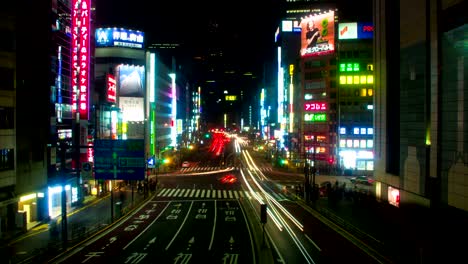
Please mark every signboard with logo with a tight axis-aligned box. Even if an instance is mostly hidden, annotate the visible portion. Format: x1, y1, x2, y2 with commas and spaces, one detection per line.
338, 22, 373, 40
94, 139, 145, 180
95, 28, 145, 49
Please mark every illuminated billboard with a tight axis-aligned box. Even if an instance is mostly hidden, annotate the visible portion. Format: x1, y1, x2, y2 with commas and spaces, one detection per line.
107, 73, 116, 103
300, 10, 335, 57
119, 97, 144, 122
304, 113, 327, 122
225, 95, 237, 101
117, 65, 145, 97
304, 102, 327, 111
71, 0, 90, 120
338, 22, 373, 40
338, 23, 358, 39
95, 28, 144, 49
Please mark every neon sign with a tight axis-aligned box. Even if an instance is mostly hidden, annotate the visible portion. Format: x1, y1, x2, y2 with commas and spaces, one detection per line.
107, 74, 116, 103
71, 0, 90, 120
304, 113, 327, 122
304, 102, 327, 111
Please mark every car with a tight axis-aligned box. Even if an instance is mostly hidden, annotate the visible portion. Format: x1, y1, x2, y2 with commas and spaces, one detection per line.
181, 161, 190, 168
220, 174, 237, 184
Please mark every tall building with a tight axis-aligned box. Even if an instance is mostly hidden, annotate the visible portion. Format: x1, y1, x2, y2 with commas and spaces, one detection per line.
0, 2, 17, 234
337, 22, 374, 175
1, 0, 96, 233
374, 0, 467, 213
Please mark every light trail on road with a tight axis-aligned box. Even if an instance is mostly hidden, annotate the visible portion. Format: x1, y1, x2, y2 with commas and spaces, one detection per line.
239, 148, 317, 264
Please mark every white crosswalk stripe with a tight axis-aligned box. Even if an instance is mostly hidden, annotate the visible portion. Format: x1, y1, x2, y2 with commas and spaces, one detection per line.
156, 188, 288, 201
179, 166, 226, 173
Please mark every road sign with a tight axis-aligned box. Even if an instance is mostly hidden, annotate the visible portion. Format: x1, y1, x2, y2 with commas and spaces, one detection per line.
147, 156, 156, 168
94, 139, 145, 180
81, 162, 92, 180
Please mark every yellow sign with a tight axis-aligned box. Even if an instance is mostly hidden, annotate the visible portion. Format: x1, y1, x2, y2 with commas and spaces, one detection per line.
225, 95, 237, 101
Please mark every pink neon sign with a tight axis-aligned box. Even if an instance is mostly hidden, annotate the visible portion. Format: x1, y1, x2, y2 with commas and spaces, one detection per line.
71, 0, 90, 120
304, 102, 327, 111
107, 74, 116, 103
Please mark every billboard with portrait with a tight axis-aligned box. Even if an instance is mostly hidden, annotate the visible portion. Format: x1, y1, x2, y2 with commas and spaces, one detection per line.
117, 65, 145, 97
300, 10, 335, 57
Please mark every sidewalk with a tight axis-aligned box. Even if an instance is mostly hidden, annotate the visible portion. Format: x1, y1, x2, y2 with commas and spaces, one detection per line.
0, 187, 150, 264
302, 188, 468, 264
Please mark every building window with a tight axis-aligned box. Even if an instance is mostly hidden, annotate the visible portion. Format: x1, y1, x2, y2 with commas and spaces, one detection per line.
0, 148, 14, 171
339, 127, 346, 134
339, 139, 346, 147
360, 140, 367, 148
0, 107, 14, 129
0, 67, 14, 91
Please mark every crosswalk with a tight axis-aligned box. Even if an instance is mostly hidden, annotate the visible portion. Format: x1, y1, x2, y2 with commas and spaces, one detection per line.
179, 166, 273, 173
155, 188, 289, 201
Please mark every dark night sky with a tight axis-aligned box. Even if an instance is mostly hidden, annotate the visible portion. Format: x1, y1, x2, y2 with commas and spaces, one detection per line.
95, 1, 282, 126
95, 0, 281, 65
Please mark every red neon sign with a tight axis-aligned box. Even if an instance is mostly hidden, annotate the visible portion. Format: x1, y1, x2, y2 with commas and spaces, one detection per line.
107, 74, 116, 103
71, 0, 90, 120
304, 102, 327, 111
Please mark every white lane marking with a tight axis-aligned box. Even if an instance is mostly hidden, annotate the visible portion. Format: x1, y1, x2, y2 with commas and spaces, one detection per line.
165, 201, 194, 250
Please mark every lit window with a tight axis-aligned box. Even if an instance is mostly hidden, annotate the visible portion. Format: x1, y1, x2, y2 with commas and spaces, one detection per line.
367, 64, 374, 71
367, 139, 373, 148
367, 128, 374, 135
353, 63, 360, 71
346, 139, 353, 147
340, 76, 346, 84
353, 127, 360, 134
357, 160, 366, 170
366, 161, 374, 170
360, 128, 367, 134
340, 139, 346, 147
368, 89, 373, 96
340, 64, 346, 72
347, 76, 353, 84
339, 127, 346, 134
361, 88, 367, 96
360, 75, 367, 84
354, 75, 360, 84
367, 75, 374, 84
367, 104, 374, 110
346, 63, 353, 71
360, 140, 366, 148
353, 140, 360, 148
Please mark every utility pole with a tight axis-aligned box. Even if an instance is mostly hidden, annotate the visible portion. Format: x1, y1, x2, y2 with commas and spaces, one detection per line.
59, 142, 68, 249
312, 135, 317, 203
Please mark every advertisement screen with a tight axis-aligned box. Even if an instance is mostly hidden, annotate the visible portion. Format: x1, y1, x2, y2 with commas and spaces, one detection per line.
300, 10, 335, 57
95, 28, 144, 49
119, 97, 144, 122
338, 22, 358, 39
117, 65, 145, 97
358, 22, 374, 39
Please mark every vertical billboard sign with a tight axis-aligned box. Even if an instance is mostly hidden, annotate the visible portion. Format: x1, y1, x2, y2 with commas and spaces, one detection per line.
300, 10, 335, 57
107, 73, 117, 103
71, 0, 90, 120
118, 65, 145, 97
